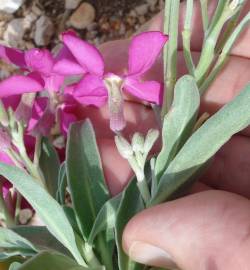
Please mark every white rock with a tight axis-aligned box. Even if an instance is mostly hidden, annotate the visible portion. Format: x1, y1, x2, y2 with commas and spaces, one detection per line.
3, 18, 25, 47
0, 0, 23, 14
34, 15, 54, 46
69, 2, 95, 29
23, 12, 37, 29
65, 0, 81, 10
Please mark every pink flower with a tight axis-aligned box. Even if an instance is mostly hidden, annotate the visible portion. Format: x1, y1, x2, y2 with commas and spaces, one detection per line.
55, 31, 168, 131
0, 46, 66, 97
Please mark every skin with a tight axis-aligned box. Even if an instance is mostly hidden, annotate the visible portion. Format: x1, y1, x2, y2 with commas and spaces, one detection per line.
83, 0, 250, 269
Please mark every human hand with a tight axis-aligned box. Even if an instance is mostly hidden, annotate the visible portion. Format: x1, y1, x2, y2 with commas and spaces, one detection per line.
87, 0, 250, 269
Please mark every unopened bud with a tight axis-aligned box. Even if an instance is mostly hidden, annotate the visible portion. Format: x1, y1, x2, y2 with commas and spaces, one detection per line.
132, 132, 145, 153
115, 135, 133, 159
144, 129, 159, 154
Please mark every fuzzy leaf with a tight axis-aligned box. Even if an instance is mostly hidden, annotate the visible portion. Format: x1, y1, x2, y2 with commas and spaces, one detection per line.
155, 75, 200, 182
12, 226, 69, 255
151, 82, 250, 205
0, 227, 37, 261
115, 179, 144, 270
88, 194, 122, 245
0, 163, 85, 266
66, 119, 110, 240
18, 251, 88, 270
56, 162, 67, 205
39, 137, 60, 198
9, 262, 22, 270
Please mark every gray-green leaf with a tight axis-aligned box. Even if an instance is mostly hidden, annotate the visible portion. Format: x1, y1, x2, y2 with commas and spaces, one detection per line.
88, 194, 122, 245
151, 82, 250, 205
66, 119, 110, 240
0, 227, 37, 261
155, 75, 200, 181
18, 251, 88, 270
39, 137, 60, 198
0, 163, 85, 266
115, 179, 144, 270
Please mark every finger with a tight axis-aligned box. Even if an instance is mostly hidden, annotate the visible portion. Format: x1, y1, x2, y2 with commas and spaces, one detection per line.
123, 190, 250, 270
202, 135, 250, 198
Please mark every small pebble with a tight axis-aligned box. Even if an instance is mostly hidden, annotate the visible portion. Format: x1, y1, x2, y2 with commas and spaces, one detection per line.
34, 15, 54, 46
3, 18, 25, 47
69, 2, 96, 29
0, 0, 24, 14
65, 0, 81, 10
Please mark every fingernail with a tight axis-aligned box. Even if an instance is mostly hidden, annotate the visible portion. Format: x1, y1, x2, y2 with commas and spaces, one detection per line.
129, 241, 179, 269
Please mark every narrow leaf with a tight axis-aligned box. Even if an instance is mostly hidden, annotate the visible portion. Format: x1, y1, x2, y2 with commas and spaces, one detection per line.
18, 251, 88, 270
0, 163, 85, 266
115, 179, 144, 270
88, 194, 122, 245
151, 82, 250, 205
9, 262, 22, 270
12, 226, 69, 255
0, 227, 37, 261
155, 75, 200, 180
56, 162, 67, 205
66, 119, 110, 239
39, 137, 60, 198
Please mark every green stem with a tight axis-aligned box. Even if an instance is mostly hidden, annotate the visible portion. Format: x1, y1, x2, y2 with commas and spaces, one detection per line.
137, 179, 151, 206
96, 234, 113, 270
200, 0, 209, 32
0, 189, 15, 227
161, 0, 180, 118
195, 1, 246, 86
82, 243, 101, 268
14, 191, 22, 224
182, 0, 195, 75
200, 11, 250, 94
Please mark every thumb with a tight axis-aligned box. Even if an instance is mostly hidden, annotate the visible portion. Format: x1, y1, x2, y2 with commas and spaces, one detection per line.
122, 190, 250, 270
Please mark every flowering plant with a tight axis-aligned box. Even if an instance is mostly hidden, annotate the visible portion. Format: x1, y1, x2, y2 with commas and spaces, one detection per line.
0, 0, 249, 270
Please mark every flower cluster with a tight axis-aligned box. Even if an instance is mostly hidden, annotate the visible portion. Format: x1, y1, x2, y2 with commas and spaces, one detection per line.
0, 30, 167, 223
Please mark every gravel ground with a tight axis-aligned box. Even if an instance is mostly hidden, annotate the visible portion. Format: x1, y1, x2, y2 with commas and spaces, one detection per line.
0, 0, 163, 79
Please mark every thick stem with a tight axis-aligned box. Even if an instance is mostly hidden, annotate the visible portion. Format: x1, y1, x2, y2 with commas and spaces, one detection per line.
182, 0, 195, 75
137, 179, 151, 205
161, 0, 180, 118
200, 0, 209, 32
0, 190, 15, 227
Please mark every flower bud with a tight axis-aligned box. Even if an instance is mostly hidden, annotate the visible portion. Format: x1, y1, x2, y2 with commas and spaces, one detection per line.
144, 129, 159, 155
132, 132, 145, 153
115, 135, 133, 159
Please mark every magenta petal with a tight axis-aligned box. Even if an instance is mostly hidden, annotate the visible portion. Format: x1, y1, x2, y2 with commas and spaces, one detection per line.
62, 31, 105, 76
59, 106, 77, 136
73, 74, 107, 107
124, 78, 162, 105
128, 31, 168, 76
53, 45, 86, 75
25, 48, 54, 75
28, 97, 55, 136
0, 45, 26, 67
52, 58, 86, 75
0, 75, 44, 98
